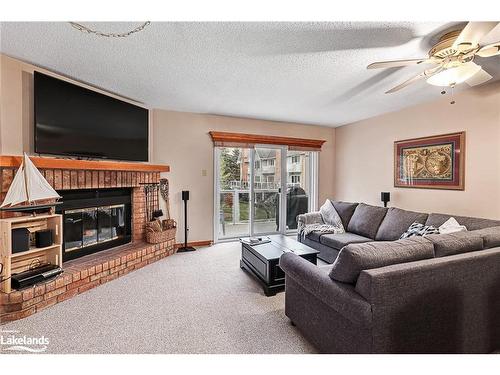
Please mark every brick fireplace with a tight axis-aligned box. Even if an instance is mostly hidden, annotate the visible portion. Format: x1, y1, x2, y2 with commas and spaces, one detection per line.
0, 156, 173, 322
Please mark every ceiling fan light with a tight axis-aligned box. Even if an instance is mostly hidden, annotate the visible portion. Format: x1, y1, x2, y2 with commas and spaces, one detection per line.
426, 62, 482, 87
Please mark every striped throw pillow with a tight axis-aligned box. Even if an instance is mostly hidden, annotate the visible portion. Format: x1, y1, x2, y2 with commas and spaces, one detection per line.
400, 222, 439, 239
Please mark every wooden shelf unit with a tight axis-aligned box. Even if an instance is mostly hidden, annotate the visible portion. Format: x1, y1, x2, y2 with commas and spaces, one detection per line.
0, 214, 62, 293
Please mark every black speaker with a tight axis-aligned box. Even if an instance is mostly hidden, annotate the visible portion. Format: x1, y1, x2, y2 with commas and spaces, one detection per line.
381, 192, 391, 208
12, 228, 30, 253
35, 229, 53, 248
178, 190, 195, 252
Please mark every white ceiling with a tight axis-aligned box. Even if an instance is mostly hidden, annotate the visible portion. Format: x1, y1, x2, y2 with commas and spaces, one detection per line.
1, 22, 499, 127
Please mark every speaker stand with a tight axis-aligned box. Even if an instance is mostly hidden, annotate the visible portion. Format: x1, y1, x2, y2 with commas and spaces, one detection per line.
177, 194, 196, 253
177, 246, 196, 253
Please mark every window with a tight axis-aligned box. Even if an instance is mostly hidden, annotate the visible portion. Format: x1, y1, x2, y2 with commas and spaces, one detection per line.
254, 160, 260, 169
262, 158, 275, 167
291, 155, 300, 164
291, 174, 301, 184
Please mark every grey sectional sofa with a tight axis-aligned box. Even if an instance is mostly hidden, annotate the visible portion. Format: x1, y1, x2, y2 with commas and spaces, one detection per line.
297, 201, 500, 263
281, 201, 500, 353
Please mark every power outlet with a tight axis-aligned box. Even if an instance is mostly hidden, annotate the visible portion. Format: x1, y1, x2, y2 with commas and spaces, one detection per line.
201, 169, 207, 177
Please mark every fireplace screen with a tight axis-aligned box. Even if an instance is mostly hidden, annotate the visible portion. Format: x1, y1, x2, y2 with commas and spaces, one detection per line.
64, 204, 126, 252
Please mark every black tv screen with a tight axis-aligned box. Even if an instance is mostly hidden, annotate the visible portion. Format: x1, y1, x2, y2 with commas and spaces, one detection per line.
34, 72, 149, 161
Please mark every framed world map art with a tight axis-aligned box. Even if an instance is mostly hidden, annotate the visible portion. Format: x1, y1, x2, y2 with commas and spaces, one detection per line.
394, 132, 465, 190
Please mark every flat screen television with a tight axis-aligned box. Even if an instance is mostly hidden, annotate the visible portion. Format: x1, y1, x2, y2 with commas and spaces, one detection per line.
34, 71, 149, 161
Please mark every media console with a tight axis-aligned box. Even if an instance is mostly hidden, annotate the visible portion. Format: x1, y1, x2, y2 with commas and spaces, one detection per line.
0, 214, 63, 293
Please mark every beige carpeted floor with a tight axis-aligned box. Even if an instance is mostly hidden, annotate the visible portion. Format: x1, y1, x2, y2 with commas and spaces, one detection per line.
2, 242, 316, 354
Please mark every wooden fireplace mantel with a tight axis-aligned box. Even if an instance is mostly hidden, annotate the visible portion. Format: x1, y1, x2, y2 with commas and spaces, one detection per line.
0, 155, 170, 173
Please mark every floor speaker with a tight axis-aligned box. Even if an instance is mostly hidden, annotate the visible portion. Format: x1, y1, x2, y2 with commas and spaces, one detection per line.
178, 190, 196, 252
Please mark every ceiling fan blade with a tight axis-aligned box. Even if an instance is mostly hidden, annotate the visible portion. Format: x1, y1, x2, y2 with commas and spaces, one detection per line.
367, 58, 434, 69
385, 75, 424, 94
452, 22, 499, 52
385, 67, 442, 94
465, 67, 493, 86
477, 42, 500, 57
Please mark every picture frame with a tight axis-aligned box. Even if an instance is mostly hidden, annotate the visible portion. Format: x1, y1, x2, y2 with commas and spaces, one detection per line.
394, 132, 465, 190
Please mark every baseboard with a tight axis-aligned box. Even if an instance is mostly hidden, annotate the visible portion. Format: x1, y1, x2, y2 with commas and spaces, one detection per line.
174, 240, 213, 249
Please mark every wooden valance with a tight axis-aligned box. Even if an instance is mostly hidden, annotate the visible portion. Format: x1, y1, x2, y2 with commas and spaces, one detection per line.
208, 131, 326, 151
0, 155, 170, 173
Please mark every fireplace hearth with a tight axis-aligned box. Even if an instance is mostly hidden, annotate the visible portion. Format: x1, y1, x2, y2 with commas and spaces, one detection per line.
56, 188, 132, 261
0, 156, 175, 322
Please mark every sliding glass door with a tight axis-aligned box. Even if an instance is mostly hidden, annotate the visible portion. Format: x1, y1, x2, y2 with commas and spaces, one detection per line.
216, 147, 251, 239
215, 146, 318, 241
285, 151, 311, 231
253, 147, 281, 235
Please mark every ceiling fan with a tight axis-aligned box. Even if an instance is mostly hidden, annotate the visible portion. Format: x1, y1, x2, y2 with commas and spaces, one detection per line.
367, 22, 500, 94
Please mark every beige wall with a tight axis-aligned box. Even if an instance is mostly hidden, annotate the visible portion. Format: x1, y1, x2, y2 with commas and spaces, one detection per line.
0, 54, 26, 155
152, 110, 335, 242
335, 81, 500, 220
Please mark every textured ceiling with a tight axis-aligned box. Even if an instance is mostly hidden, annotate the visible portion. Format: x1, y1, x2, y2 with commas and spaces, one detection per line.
1, 22, 499, 127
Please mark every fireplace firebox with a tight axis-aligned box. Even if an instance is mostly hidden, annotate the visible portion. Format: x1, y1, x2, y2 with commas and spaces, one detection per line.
56, 188, 132, 261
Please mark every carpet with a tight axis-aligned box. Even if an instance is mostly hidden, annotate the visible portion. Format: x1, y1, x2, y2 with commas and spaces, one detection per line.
2, 242, 316, 354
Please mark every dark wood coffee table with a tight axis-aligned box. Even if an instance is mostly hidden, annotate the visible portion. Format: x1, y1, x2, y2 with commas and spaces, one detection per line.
240, 234, 319, 296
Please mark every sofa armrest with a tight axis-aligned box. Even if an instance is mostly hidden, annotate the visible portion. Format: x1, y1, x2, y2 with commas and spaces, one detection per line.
297, 211, 323, 226
297, 211, 324, 238
280, 252, 372, 326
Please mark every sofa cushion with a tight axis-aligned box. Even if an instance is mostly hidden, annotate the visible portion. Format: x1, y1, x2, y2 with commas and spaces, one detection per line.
425, 213, 500, 231
319, 232, 372, 250
375, 207, 428, 241
425, 231, 484, 257
329, 237, 434, 284
347, 203, 388, 239
301, 236, 341, 264
473, 226, 500, 249
305, 231, 323, 242
330, 200, 359, 229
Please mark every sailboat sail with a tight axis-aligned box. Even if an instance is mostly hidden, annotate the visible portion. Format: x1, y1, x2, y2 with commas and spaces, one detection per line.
23, 154, 60, 202
0, 163, 28, 207
0, 154, 61, 208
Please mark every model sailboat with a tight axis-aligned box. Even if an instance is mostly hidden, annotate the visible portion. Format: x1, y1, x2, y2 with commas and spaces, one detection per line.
0, 153, 62, 213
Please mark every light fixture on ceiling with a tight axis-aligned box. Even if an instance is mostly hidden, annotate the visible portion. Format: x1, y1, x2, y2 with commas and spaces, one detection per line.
366, 22, 499, 93
426, 61, 482, 86
69, 22, 151, 38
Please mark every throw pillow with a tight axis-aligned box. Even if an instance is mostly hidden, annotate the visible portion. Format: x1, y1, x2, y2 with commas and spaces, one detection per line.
400, 222, 439, 239
438, 217, 467, 234
319, 199, 344, 231
301, 200, 345, 238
